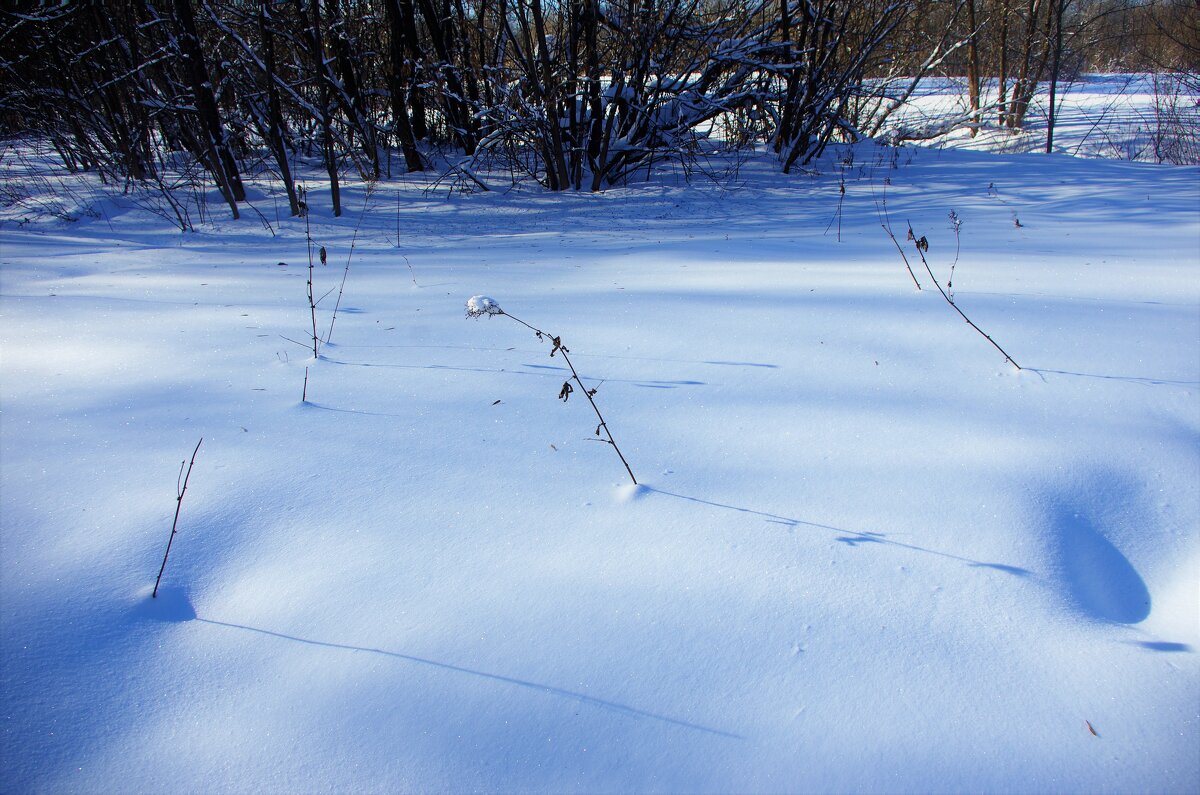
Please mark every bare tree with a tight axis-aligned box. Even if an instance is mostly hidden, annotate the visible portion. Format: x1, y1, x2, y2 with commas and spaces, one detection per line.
170, 0, 246, 214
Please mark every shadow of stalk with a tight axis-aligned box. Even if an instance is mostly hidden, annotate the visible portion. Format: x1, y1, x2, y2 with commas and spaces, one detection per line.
1027, 367, 1200, 388
645, 487, 1032, 575
196, 617, 742, 739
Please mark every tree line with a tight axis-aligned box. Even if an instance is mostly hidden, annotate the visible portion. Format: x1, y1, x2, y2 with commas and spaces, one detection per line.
1, 0, 1193, 220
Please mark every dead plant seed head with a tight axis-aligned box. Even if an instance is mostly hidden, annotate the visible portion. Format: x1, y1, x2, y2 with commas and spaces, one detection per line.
948, 210, 963, 234
466, 295, 504, 318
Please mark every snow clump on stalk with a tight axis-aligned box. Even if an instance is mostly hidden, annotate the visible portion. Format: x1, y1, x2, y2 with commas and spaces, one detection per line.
466, 295, 503, 318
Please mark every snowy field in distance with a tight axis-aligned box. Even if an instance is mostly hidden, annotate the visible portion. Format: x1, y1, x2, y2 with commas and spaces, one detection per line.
881, 73, 1200, 164
1, 78, 1198, 793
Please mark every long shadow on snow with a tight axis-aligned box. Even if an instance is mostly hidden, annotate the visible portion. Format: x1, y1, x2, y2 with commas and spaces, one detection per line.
521, 362, 705, 387
687, 469, 1171, 630
301, 401, 409, 419
645, 487, 1031, 575
1131, 641, 1192, 652
1027, 367, 1200, 389
322, 355, 708, 388
319, 343, 778, 370
194, 617, 743, 740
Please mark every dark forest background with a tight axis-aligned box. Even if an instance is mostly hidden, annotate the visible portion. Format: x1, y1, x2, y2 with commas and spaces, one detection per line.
2, 0, 1195, 219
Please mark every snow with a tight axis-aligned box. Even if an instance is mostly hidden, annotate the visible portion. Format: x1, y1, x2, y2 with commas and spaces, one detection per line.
467, 294, 503, 317
2, 83, 1199, 793
882, 74, 1200, 164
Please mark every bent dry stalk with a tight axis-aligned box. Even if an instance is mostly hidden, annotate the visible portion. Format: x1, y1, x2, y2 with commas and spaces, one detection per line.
326, 182, 375, 346
301, 186, 320, 358
153, 437, 203, 598
466, 296, 637, 485
905, 221, 1021, 370
872, 175, 922, 290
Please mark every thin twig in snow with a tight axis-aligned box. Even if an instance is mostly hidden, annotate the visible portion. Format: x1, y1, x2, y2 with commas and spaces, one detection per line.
152, 437, 203, 598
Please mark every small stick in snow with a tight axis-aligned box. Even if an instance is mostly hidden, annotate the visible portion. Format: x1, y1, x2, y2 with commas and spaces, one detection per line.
153, 438, 203, 598
466, 296, 637, 485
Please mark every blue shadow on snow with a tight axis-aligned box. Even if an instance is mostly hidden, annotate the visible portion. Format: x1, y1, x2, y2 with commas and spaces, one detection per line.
1051, 506, 1150, 624
1133, 641, 1192, 653
195, 617, 742, 740
645, 487, 1032, 575
131, 585, 197, 623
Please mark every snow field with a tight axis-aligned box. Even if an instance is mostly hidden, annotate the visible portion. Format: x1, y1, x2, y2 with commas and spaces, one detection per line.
1, 135, 1198, 793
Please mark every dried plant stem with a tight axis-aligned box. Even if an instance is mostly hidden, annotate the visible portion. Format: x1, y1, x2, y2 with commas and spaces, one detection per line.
883, 222, 922, 290
303, 187, 319, 358
907, 223, 1021, 370
326, 183, 374, 346
307, 264, 318, 356
303, 366, 309, 402
403, 253, 417, 287
825, 176, 846, 242
153, 437, 203, 598
873, 178, 922, 290
503, 312, 637, 485
948, 216, 962, 293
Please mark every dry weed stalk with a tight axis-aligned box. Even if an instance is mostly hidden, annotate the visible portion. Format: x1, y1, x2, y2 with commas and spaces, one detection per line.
904, 220, 1021, 370
152, 438, 203, 598
873, 176, 923, 290
326, 182, 374, 346
466, 296, 637, 484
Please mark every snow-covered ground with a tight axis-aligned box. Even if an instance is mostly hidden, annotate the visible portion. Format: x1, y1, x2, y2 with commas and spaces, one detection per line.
2, 82, 1198, 793
883, 73, 1200, 164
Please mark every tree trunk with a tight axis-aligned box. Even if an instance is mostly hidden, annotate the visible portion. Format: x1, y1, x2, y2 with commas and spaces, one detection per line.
1045, 0, 1065, 152
171, 0, 245, 208
414, 0, 478, 153
530, 0, 570, 190
259, 2, 300, 216
997, 0, 1010, 124
326, 0, 381, 179
297, 0, 341, 215
383, 0, 425, 170
583, 0, 605, 190
395, 0, 430, 140
966, 0, 981, 136
1007, 0, 1047, 129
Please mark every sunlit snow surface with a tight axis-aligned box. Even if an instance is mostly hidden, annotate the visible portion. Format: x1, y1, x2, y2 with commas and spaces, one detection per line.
2, 80, 1198, 793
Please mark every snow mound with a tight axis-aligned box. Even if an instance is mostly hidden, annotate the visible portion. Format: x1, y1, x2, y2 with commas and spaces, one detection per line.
615, 483, 651, 503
